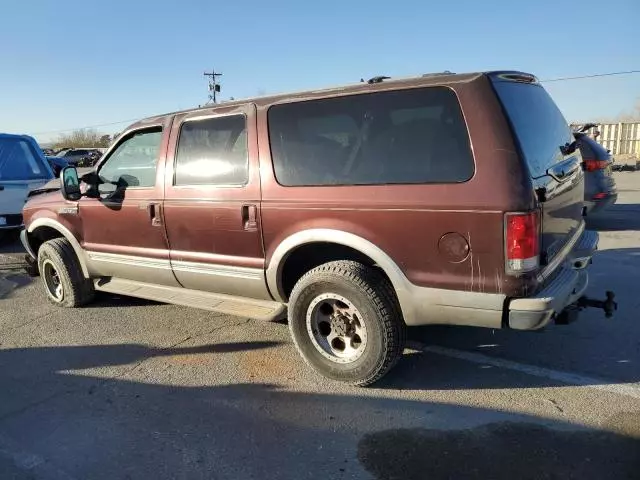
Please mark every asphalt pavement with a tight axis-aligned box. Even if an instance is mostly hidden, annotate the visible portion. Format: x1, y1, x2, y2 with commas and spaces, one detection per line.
1, 173, 639, 479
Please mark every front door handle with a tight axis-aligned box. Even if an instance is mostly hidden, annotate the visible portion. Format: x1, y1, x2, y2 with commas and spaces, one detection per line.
241, 204, 258, 231
145, 202, 162, 227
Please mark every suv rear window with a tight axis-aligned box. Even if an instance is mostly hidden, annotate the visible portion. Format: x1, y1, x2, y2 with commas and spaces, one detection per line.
576, 134, 611, 160
492, 80, 574, 178
268, 87, 474, 186
0, 138, 49, 181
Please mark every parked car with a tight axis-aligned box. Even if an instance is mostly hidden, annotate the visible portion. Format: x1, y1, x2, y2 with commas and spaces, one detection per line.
573, 124, 618, 214
53, 148, 99, 166
21, 71, 615, 385
45, 155, 69, 177
0, 133, 53, 235
76, 149, 103, 167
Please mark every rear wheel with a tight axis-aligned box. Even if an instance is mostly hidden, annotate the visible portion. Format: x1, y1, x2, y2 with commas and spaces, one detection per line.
37, 238, 94, 307
288, 261, 405, 386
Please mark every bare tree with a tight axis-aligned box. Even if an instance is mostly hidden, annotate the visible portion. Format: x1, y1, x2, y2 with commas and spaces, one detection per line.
53, 129, 111, 149
613, 97, 640, 122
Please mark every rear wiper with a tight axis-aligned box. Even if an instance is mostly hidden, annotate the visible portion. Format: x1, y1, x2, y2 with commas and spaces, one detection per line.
559, 141, 578, 156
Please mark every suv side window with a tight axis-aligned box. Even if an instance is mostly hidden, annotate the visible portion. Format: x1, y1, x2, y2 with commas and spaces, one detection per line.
98, 128, 162, 189
174, 115, 248, 186
268, 87, 474, 186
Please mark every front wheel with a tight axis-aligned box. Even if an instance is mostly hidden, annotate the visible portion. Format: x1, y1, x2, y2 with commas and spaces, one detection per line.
288, 261, 406, 386
37, 238, 94, 307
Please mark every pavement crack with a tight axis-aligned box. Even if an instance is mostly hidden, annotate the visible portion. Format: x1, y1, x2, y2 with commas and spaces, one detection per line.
0, 390, 70, 424
165, 318, 252, 349
0, 311, 55, 336
545, 398, 564, 413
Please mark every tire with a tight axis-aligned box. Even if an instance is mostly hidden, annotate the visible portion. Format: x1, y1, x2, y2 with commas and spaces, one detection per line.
37, 238, 94, 307
288, 260, 406, 386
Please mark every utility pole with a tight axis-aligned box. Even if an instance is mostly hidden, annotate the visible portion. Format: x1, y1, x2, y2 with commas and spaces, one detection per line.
203, 68, 222, 104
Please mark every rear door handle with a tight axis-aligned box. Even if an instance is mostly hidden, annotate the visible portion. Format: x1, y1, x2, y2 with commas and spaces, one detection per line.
145, 202, 162, 227
242, 204, 258, 231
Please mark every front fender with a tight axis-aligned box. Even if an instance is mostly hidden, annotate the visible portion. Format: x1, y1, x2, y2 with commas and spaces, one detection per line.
26, 217, 89, 278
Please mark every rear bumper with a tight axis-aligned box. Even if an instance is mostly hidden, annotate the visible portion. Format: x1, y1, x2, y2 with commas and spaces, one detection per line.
0, 213, 24, 229
507, 230, 598, 330
585, 192, 617, 214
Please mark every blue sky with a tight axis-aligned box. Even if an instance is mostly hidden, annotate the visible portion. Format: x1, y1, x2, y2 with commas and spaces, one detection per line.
1, 0, 638, 143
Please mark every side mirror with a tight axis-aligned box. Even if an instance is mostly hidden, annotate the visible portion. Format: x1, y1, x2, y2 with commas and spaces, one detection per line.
60, 166, 82, 201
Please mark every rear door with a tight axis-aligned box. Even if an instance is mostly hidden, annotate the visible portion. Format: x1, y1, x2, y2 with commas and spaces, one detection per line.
163, 104, 271, 300
491, 74, 585, 263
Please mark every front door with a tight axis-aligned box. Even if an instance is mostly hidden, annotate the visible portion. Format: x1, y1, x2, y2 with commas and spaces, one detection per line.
163, 104, 270, 300
78, 120, 178, 286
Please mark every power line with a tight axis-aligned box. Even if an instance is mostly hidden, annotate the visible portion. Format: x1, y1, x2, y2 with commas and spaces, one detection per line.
30, 69, 640, 137
540, 70, 640, 83
31, 118, 142, 136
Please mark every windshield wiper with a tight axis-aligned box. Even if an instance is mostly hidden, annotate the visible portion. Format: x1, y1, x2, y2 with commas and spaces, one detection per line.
27, 186, 60, 198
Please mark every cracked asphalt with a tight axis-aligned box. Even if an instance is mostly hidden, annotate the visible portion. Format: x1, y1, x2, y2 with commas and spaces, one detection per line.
1, 173, 639, 479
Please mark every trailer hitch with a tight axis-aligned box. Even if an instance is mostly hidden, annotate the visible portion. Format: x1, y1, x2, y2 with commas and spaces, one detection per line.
577, 291, 617, 318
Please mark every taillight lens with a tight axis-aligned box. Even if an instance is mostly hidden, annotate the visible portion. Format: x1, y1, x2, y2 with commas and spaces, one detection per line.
584, 160, 609, 172
505, 211, 540, 274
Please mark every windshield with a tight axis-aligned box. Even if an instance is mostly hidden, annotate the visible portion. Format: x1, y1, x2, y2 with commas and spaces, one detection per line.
492, 80, 574, 178
0, 137, 50, 181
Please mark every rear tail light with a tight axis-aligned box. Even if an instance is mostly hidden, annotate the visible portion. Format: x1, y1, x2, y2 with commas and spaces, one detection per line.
505, 211, 540, 274
584, 160, 609, 172
592, 192, 609, 200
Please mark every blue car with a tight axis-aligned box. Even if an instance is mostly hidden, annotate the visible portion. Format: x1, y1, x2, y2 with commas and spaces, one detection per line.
45, 154, 69, 176
0, 133, 54, 232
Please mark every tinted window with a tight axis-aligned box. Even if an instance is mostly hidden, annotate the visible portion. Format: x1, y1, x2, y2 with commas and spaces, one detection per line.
98, 129, 161, 188
492, 81, 573, 178
68, 149, 90, 156
175, 115, 248, 186
0, 138, 50, 181
268, 87, 474, 186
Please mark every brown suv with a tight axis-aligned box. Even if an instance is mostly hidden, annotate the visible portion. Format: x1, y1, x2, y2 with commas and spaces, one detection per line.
21, 71, 614, 385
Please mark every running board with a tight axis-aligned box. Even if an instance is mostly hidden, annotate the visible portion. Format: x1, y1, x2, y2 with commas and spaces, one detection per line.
94, 277, 286, 321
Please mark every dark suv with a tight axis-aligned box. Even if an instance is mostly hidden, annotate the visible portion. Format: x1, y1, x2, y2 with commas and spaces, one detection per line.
21, 71, 614, 385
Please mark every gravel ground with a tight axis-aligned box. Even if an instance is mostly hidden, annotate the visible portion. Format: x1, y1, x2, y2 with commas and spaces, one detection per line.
1, 173, 639, 479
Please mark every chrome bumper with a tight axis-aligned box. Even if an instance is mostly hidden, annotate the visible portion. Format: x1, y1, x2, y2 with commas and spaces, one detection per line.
508, 230, 599, 330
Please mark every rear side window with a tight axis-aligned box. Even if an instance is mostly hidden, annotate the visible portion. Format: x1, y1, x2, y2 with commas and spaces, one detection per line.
0, 138, 50, 181
492, 80, 573, 178
175, 115, 248, 186
268, 87, 474, 186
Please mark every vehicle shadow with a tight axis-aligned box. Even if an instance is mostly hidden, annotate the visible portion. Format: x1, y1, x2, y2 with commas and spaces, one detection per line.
85, 292, 161, 308
0, 273, 32, 299
0, 343, 637, 479
380, 245, 640, 391
586, 203, 640, 231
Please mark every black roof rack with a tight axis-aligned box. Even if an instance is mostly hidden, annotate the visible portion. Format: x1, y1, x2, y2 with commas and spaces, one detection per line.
366, 75, 391, 84
422, 71, 454, 77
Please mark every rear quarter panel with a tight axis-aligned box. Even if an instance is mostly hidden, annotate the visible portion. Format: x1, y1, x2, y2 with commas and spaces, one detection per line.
259, 77, 536, 297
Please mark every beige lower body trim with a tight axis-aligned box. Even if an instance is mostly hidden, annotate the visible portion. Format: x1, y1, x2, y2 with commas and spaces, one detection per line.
404, 283, 505, 328
85, 251, 271, 300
